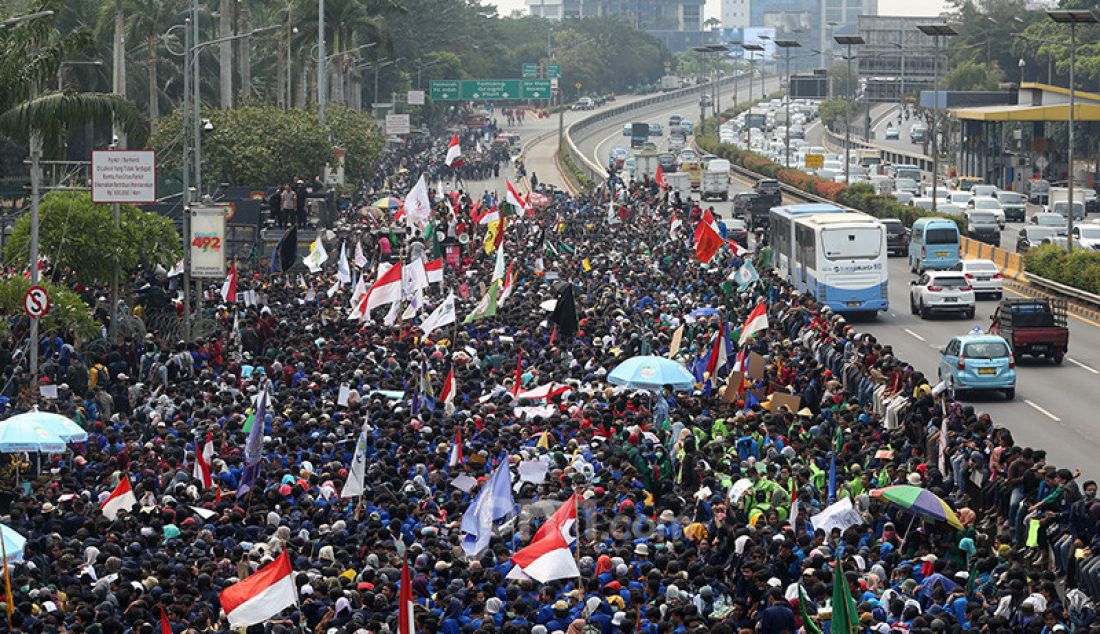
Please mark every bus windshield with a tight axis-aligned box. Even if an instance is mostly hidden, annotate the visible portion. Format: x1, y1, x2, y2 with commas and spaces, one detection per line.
822, 227, 882, 260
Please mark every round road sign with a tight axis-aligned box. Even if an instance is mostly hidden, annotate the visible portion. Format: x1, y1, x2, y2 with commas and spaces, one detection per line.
24, 285, 49, 318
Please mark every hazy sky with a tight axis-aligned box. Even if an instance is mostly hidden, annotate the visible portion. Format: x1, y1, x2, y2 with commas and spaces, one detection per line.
488, 0, 949, 20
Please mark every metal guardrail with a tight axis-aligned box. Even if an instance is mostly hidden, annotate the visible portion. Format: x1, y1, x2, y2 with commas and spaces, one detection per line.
562, 74, 756, 187
823, 127, 937, 175
1025, 272, 1100, 309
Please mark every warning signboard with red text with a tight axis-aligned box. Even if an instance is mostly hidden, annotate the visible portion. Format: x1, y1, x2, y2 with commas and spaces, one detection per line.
91, 150, 157, 204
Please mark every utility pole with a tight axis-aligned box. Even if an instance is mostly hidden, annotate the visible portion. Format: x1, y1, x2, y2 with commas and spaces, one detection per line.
109, 3, 126, 343
318, 0, 326, 125
918, 24, 956, 213
182, 14, 193, 342
835, 35, 865, 185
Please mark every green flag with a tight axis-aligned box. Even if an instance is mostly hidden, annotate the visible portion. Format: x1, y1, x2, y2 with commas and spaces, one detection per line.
242, 408, 256, 433
463, 282, 499, 325
830, 559, 859, 634
834, 425, 844, 454
799, 586, 822, 634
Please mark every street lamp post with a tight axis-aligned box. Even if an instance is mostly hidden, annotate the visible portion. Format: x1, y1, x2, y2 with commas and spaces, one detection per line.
835, 35, 864, 184
1047, 9, 1098, 253
776, 40, 801, 168
917, 24, 957, 213
318, 0, 326, 125
743, 43, 764, 110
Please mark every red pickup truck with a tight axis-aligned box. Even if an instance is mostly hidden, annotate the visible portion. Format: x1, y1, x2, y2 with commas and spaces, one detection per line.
989, 298, 1069, 363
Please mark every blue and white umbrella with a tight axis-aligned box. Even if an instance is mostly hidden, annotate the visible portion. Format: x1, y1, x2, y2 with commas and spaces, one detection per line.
0, 417, 67, 453
0, 524, 26, 563
608, 355, 696, 391
689, 307, 720, 319
2, 411, 87, 443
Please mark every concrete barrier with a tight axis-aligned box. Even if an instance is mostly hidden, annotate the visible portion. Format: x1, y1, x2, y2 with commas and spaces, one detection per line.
960, 237, 1024, 281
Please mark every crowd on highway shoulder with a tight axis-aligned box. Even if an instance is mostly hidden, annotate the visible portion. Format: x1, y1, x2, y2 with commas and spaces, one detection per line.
1, 125, 1100, 634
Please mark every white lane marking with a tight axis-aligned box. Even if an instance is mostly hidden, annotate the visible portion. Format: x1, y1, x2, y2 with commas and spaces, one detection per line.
1025, 400, 1061, 422
1067, 357, 1100, 375
890, 312, 897, 318
592, 128, 624, 166
904, 328, 926, 342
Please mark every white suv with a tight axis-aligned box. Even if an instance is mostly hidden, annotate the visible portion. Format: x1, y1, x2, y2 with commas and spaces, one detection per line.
910, 271, 976, 319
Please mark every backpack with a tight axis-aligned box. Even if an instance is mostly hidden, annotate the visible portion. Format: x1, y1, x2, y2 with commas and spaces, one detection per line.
90, 364, 109, 390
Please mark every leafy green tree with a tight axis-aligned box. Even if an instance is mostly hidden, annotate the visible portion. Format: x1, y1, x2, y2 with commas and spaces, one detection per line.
944, 60, 1003, 91
150, 104, 380, 187
3, 191, 181, 286
819, 99, 857, 131
0, 276, 99, 341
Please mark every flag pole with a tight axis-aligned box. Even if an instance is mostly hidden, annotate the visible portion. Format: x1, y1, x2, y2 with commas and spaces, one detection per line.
0, 532, 12, 629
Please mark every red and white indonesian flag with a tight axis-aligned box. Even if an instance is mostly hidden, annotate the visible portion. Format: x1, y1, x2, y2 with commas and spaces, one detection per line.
193, 433, 215, 489
447, 424, 463, 467
425, 258, 444, 285
516, 383, 573, 401
445, 133, 463, 167
219, 550, 297, 628
705, 321, 728, 379
670, 212, 682, 240
351, 262, 403, 321
508, 495, 579, 583
441, 367, 458, 417
738, 301, 769, 346
694, 209, 724, 264
100, 476, 138, 520
220, 262, 238, 303
399, 558, 416, 634
498, 264, 516, 306
505, 180, 528, 215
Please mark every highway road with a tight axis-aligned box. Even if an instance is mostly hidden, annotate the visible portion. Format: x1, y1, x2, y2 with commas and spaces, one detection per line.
545, 89, 1100, 481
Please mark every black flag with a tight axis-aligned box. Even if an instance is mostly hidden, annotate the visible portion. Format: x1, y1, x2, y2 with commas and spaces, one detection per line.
272, 226, 297, 273
550, 284, 578, 338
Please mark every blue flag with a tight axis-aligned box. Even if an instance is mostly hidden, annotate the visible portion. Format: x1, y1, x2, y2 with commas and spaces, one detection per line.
238, 387, 268, 499
460, 453, 514, 557
827, 452, 837, 504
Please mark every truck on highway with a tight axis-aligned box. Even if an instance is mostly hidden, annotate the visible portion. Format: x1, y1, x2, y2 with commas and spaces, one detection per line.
1046, 187, 1087, 221
633, 150, 661, 181
630, 123, 650, 149
660, 75, 682, 91
664, 172, 692, 201
989, 298, 1069, 364
701, 159, 731, 200
745, 108, 768, 131
734, 192, 775, 229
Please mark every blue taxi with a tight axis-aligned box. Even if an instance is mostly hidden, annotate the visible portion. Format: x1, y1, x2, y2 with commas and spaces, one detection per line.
937, 333, 1016, 400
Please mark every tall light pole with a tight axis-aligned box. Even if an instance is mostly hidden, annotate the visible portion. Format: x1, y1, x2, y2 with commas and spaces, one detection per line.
776, 40, 801, 168
1047, 9, 1098, 253
9, 9, 55, 386
728, 41, 744, 108
743, 43, 764, 109
318, 0, 326, 125
759, 35, 770, 100
917, 24, 956, 213
835, 35, 864, 184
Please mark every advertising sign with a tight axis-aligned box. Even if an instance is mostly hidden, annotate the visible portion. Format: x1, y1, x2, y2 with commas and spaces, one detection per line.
189, 205, 227, 278
91, 150, 157, 203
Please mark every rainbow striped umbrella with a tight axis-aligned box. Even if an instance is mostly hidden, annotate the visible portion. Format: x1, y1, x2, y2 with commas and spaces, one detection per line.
871, 485, 963, 530
372, 196, 404, 209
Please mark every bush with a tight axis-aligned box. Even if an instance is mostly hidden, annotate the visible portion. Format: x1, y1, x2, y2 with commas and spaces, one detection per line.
1025, 245, 1100, 295
0, 276, 98, 341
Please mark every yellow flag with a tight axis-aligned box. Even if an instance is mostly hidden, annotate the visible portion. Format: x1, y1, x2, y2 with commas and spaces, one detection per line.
483, 220, 500, 254
582, 258, 592, 272
537, 431, 550, 449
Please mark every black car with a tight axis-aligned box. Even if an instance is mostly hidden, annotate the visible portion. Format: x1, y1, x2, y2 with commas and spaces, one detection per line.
966, 212, 1001, 247
994, 191, 1027, 222
1016, 226, 1063, 253
881, 219, 909, 257
657, 153, 678, 173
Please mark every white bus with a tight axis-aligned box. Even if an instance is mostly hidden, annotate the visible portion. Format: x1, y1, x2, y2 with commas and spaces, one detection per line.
770, 206, 889, 314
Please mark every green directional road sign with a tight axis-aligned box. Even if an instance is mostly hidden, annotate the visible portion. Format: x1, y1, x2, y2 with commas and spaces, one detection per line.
546, 63, 562, 79
522, 63, 539, 78
429, 80, 459, 101
521, 79, 552, 99
460, 79, 521, 100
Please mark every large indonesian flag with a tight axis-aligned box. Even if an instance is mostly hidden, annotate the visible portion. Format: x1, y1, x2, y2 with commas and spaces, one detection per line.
445, 133, 463, 167
351, 262, 403, 320
508, 495, 580, 583
505, 180, 528, 215
219, 550, 297, 628
738, 301, 769, 346
100, 476, 137, 520
425, 258, 444, 285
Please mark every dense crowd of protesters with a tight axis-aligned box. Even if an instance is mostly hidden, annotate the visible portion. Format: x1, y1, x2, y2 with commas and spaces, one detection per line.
0, 118, 1099, 634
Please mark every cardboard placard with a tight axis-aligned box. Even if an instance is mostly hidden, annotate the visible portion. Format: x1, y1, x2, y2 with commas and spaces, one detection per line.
747, 352, 766, 380
722, 372, 744, 402
669, 325, 684, 359
769, 392, 801, 413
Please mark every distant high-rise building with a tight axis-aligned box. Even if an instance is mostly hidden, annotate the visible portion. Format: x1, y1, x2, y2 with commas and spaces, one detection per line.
527, 0, 713, 51
858, 15, 945, 102
721, 0, 751, 28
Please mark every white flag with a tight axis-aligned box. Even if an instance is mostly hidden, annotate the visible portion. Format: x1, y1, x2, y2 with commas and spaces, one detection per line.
303, 237, 328, 273
492, 242, 506, 283
404, 257, 429, 295
353, 239, 368, 268
418, 292, 456, 339
383, 298, 402, 326
404, 174, 432, 230
336, 242, 352, 284
347, 275, 368, 320
341, 421, 370, 498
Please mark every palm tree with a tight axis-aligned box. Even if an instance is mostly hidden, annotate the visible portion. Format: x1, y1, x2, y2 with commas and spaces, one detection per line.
123, 0, 185, 133
293, 0, 395, 108
704, 17, 721, 32
1, 3, 146, 159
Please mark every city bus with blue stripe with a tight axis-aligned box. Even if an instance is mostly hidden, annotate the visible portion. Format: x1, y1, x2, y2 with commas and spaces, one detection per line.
769, 204, 889, 314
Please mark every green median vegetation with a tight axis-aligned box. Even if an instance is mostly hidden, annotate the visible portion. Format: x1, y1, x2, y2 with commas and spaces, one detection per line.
1024, 244, 1100, 295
